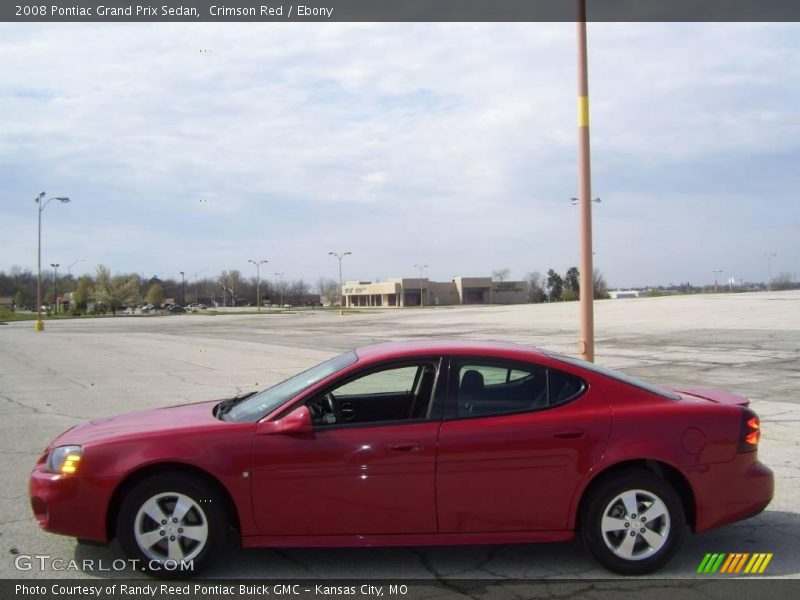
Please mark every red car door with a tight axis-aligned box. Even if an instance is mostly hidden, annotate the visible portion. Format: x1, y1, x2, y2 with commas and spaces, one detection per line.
250, 360, 443, 536
436, 358, 611, 533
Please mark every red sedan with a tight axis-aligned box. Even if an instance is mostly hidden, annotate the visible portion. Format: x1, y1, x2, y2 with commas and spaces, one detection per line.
29, 341, 773, 576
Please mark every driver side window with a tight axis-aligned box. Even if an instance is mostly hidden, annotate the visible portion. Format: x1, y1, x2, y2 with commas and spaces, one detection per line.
307, 361, 438, 427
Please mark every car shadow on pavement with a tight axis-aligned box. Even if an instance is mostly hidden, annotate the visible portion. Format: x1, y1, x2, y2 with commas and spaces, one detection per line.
72, 510, 798, 579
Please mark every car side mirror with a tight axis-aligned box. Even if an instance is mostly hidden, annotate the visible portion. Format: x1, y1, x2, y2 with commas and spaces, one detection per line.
258, 405, 312, 435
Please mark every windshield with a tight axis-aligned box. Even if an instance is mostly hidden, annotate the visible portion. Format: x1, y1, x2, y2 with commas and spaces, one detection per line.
547, 353, 681, 400
222, 351, 358, 422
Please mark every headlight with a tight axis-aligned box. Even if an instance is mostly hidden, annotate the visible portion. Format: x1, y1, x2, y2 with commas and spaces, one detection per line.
45, 445, 83, 474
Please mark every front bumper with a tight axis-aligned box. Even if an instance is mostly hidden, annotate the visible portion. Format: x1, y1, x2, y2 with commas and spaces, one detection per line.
686, 454, 774, 533
29, 467, 117, 542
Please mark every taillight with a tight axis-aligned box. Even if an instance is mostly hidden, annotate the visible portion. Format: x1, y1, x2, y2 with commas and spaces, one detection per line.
737, 408, 760, 453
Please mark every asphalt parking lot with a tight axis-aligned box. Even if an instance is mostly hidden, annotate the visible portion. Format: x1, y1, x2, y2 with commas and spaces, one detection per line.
1, 291, 798, 581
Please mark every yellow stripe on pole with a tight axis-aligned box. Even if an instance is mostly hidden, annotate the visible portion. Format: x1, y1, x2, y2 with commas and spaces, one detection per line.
578, 96, 590, 127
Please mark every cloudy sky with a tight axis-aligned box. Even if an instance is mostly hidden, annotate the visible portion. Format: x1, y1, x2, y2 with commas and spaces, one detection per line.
1, 22, 798, 288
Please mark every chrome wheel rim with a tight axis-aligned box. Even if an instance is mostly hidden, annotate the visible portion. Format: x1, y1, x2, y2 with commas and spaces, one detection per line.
134, 492, 208, 563
600, 488, 671, 561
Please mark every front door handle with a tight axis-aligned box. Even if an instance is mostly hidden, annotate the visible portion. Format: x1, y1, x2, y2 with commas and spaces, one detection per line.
389, 442, 422, 452
553, 428, 585, 439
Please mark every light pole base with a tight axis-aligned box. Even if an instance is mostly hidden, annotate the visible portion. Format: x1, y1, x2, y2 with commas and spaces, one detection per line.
34, 319, 44, 331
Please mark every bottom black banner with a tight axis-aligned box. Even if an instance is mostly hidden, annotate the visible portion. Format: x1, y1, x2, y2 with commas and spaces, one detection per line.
3, 579, 799, 600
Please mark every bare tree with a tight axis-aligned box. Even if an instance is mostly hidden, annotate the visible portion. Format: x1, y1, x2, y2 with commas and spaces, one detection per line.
593, 268, 610, 299
317, 277, 340, 306
492, 268, 511, 282
525, 271, 547, 303
773, 272, 794, 291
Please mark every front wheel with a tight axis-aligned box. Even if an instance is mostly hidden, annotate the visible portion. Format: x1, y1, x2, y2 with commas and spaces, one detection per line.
581, 471, 686, 575
117, 473, 225, 577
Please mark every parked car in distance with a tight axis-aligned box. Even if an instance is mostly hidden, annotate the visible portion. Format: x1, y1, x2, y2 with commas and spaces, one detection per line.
168, 305, 186, 314
29, 341, 773, 577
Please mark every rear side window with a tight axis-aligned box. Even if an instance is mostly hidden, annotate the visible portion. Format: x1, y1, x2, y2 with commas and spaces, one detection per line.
451, 360, 585, 419
548, 369, 585, 406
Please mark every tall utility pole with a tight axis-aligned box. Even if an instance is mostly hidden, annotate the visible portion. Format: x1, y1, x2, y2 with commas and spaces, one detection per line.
712, 270, 723, 293
193, 270, 207, 305
329, 251, 351, 316
576, 0, 595, 362
274, 272, 285, 306
248, 260, 267, 311
50, 263, 60, 313
34, 193, 70, 331
414, 264, 428, 307
763, 252, 776, 291
179, 271, 186, 305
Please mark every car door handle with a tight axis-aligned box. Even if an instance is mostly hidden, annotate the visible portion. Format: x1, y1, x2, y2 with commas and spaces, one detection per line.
553, 428, 585, 439
389, 442, 422, 452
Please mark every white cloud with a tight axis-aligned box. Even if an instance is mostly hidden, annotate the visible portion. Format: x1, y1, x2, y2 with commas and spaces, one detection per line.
0, 22, 798, 287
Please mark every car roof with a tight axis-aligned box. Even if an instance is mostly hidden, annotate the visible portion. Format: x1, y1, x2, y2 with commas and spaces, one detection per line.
354, 340, 550, 362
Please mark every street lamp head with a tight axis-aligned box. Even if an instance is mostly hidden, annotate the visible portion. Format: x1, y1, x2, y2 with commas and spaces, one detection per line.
50, 263, 60, 268
35, 192, 46, 203
55, 197, 70, 203
344, 251, 351, 256
571, 197, 601, 205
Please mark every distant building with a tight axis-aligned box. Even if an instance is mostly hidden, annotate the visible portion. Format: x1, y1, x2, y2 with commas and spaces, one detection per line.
343, 277, 527, 308
608, 290, 641, 299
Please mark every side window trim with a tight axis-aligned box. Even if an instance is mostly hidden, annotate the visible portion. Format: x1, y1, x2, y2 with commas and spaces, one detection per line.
443, 356, 586, 421
306, 356, 446, 431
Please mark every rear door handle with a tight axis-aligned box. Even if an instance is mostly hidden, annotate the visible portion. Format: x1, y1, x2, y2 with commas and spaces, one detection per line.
389, 442, 422, 452
553, 428, 585, 439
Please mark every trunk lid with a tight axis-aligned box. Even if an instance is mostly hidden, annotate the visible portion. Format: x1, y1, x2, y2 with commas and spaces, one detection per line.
667, 386, 750, 406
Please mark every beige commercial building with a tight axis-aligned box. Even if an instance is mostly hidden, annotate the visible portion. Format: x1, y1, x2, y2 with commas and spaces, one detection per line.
343, 277, 528, 308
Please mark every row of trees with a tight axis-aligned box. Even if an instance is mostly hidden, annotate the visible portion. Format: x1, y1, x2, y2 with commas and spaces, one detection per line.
0, 266, 341, 314
514, 267, 609, 303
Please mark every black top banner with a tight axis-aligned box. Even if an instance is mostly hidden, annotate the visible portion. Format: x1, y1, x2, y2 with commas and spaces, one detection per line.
4, 0, 800, 23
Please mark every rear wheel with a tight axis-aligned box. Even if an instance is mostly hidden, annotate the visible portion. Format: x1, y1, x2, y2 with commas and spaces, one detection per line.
117, 473, 224, 577
581, 471, 685, 575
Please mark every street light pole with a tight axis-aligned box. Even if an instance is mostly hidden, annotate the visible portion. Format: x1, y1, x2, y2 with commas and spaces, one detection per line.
179, 271, 186, 305
50, 263, 60, 314
193, 270, 206, 305
248, 260, 268, 311
329, 251, 351, 316
712, 270, 723, 293
67, 258, 85, 277
34, 193, 70, 331
576, 0, 596, 362
414, 264, 428, 307
274, 272, 285, 307
763, 253, 777, 291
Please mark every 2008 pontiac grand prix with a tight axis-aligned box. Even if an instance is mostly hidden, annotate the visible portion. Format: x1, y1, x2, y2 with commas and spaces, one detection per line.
30, 340, 773, 576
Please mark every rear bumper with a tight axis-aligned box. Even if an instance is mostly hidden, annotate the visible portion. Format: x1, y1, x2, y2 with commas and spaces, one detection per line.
685, 455, 774, 533
29, 468, 116, 542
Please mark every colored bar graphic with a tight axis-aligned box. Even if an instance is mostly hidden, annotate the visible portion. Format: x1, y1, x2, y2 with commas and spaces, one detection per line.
698, 552, 773, 575
710, 553, 726, 573
697, 553, 714, 573
759, 553, 773, 573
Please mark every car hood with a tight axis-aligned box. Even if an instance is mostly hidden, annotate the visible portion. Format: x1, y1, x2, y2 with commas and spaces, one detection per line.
667, 386, 750, 407
54, 399, 223, 446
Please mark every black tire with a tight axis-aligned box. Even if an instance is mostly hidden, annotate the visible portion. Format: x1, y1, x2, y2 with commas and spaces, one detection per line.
117, 473, 225, 578
580, 470, 685, 575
